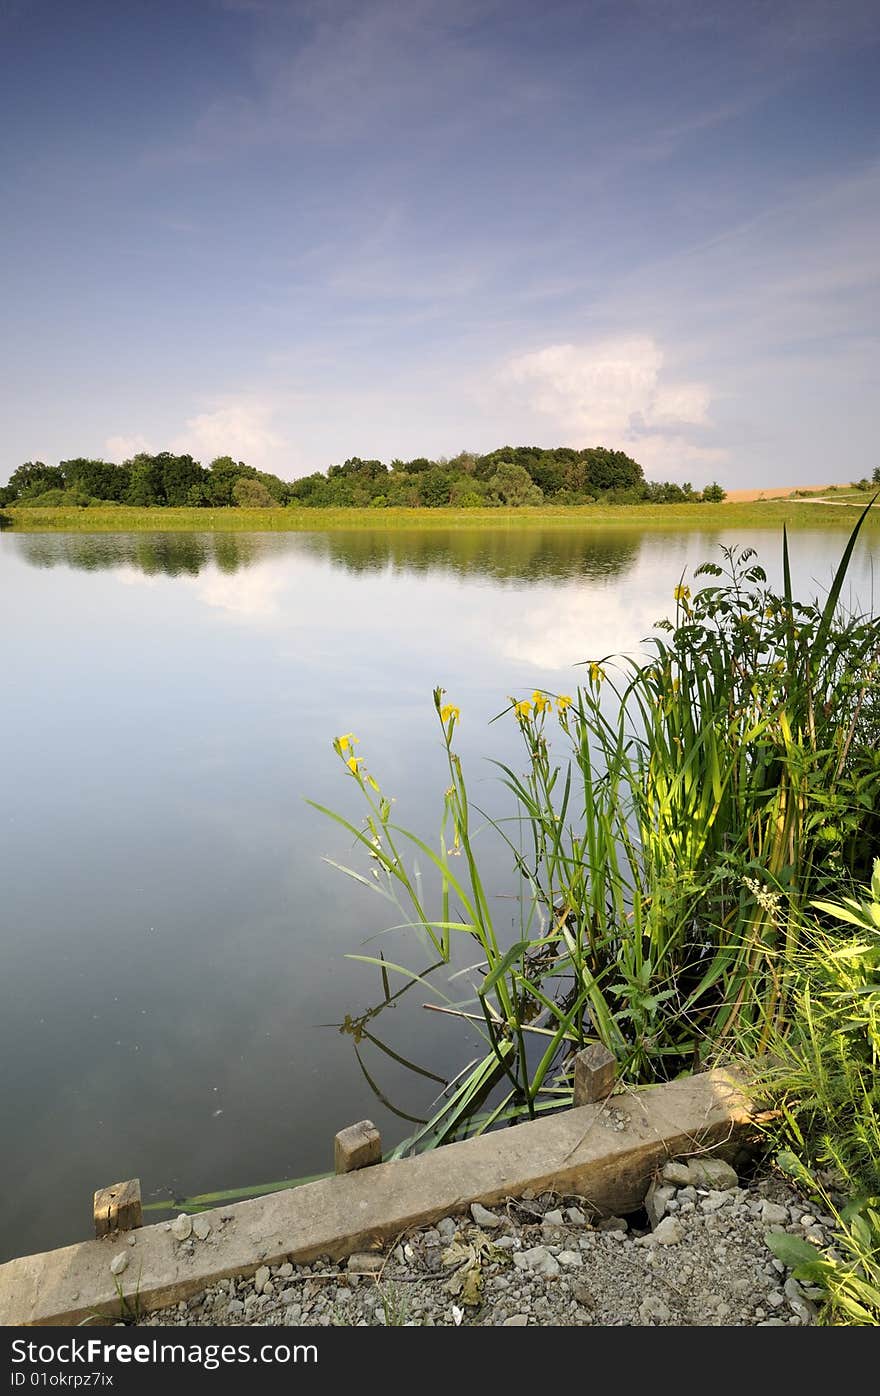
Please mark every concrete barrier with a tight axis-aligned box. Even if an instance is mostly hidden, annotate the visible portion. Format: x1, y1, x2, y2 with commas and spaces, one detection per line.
0, 1068, 751, 1326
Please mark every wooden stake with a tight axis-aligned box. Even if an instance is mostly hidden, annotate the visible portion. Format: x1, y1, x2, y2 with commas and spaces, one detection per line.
94, 1179, 142, 1238
573, 1042, 617, 1104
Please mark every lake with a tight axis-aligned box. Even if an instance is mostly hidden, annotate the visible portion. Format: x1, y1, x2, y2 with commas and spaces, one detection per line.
1, 521, 877, 1261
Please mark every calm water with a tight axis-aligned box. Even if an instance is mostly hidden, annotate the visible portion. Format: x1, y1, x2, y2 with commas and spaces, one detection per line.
1, 523, 877, 1260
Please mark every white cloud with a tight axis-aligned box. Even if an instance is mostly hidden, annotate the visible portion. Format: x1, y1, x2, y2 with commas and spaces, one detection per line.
104, 433, 154, 461
171, 398, 283, 467
498, 337, 723, 479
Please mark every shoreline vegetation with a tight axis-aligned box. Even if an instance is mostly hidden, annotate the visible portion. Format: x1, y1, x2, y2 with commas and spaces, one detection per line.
2, 497, 880, 533
312, 506, 880, 1323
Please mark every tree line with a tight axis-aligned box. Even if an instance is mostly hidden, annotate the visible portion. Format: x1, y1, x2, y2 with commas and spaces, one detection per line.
0, 446, 727, 509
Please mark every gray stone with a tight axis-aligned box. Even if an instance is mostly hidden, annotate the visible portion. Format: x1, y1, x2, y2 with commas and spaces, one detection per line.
687, 1158, 739, 1190
660, 1161, 693, 1188
436, 1217, 457, 1243
541, 1208, 565, 1228
193, 1216, 212, 1241
597, 1216, 628, 1233
347, 1252, 384, 1275
646, 1181, 676, 1227
639, 1295, 672, 1323
700, 1190, 730, 1214
761, 1201, 789, 1226
519, 1245, 561, 1278
171, 1214, 193, 1242
109, 1253, 128, 1277
470, 1203, 502, 1229
503, 1314, 529, 1326
254, 1266, 270, 1293
564, 1207, 587, 1225
652, 1216, 684, 1246
557, 1251, 583, 1268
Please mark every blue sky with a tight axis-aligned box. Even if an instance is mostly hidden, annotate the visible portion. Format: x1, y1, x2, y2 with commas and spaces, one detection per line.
2, 0, 878, 486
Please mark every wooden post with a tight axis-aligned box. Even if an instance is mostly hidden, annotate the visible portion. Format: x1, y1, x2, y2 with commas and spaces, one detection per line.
94, 1179, 143, 1238
573, 1042, 617, 1105
334, 1120, 382, 1174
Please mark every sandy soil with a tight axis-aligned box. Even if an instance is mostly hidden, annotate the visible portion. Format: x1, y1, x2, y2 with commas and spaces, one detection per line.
724, 483, 838, 502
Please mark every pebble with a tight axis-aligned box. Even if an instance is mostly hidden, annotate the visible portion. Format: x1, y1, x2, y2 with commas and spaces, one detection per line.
761, 1202, 789, 1226
254, 1266, 270, 1293
171, 1214, 193, 1241
347, 1252, 384, 1274
687, 1158, 739, 1191
471, 1203, 502, 1229
652, 1216, 684, 1246
517, 1246, 561, 1278
109, 1253, 128, 1276
639, 1296, 672, 1323
193, 1216, 212, 1241
503, 1314, 529, 1326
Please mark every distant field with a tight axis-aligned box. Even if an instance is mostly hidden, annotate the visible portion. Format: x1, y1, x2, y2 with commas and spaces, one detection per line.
2, 498, 878, 533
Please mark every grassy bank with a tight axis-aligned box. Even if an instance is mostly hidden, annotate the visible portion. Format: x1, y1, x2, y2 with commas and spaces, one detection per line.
2, 498, 879, 533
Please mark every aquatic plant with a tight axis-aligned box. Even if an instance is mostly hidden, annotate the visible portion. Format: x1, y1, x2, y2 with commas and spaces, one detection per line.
316, 505, 880, 1148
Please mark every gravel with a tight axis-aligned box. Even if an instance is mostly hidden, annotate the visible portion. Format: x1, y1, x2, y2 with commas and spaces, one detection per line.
138, 1169, 833, 1328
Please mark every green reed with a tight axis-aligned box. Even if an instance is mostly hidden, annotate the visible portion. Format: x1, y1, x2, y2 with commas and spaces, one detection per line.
316, 504, 880, 1147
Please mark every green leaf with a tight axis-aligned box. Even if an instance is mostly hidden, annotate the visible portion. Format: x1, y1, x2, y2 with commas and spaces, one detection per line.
481, 940, 532, 997
765, 1231, 824, 1274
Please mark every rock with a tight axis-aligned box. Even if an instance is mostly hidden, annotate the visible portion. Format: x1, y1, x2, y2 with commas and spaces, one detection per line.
639, 1296, 672, 1323
279, 1262, 294, 1278
347, 1252, 384, 1275
761, 1201, 789, 1226
519, 1245, 561, 1278
541, 1209, 565, 1228
503, 1314, 529, 1326
660, 1161, 693, 1187
565, 1207, 587, 1225
646, 1181, 676, 1227
254, 1266, 270, 1293
470, 1203, 501, 1229
436, 1217, 457, 1243
109, 1253, 129, 1276
687, 1158, 739, 1190
597, 1216, 628, 1233
171, 1214, 193, 1241
193, 1216, 212, 1241
652, 1216, 684, 1246
226, 1299, 244, 1317
700, 1190, 729, 1214
557, 1251, 583, 1268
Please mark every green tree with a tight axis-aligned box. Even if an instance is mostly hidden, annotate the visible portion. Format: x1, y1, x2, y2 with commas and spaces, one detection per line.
702, 482, 727, 502
418, 467, 453, 507
125, 454, 166, 506
232, 476, 276, 508
488, 461, 544, 506
159, 453, 206, 507
61, 458, 130, 501
5, 461, 65, 500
